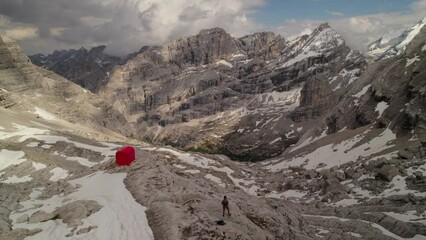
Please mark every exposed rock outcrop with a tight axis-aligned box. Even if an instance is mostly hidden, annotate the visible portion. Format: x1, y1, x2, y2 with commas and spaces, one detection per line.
99, 23, 366, 160
30, 46, 121, 93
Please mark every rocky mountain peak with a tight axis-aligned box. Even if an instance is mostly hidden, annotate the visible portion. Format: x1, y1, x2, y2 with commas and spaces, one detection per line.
316, 22, 332, 32
198, 27, 227, 35
30, 45, 121, 93
0, 35, 42, 94
368, 18, 426, 60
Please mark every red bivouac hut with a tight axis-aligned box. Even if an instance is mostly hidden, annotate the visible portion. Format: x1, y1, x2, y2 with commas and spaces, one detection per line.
116, 146, 135, 166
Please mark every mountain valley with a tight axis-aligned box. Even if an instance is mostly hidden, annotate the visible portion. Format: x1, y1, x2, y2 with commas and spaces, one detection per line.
1, 18, 426, 240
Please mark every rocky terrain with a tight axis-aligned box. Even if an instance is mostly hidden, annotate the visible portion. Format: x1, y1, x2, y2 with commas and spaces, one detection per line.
30, 46, 121, 93
0, 35, 130, 137
98, 23, 366, 160
0, 18, 426, 240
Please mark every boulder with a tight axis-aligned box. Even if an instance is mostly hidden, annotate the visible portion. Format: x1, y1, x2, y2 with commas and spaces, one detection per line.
377, 165, 399, 182
16, 214, 29, 224
397, 149, 414, 160
335, 171, 345, 181
28, 210, 57, 223
413, 171, 423, 180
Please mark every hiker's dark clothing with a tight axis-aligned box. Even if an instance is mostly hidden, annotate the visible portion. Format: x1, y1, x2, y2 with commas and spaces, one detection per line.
222, 198, 230, 217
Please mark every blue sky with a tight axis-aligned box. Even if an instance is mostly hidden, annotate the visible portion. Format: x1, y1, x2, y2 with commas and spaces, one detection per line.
254, 0, 415, 24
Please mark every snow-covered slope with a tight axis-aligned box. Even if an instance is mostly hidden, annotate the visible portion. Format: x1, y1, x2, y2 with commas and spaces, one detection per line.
278, 23, 345, 68
368, 18, 426, 60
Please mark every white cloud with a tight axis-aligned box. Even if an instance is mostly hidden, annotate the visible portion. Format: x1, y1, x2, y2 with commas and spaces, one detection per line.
4, 27, 38, 40
327, 11, 344, 17
274, 19, 322, 41
80, 16, 112, 27
273, 0, 426, 52
0, 0, 266, 55
0, 0, 424, 55
49, 27, 67, 37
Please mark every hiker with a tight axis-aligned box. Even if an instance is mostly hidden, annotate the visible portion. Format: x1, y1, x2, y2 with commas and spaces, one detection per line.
222, 196, 230, 217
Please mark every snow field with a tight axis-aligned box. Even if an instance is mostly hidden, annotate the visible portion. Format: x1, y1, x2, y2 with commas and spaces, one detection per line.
269, 127, 397, 171
11, 172, 154, 240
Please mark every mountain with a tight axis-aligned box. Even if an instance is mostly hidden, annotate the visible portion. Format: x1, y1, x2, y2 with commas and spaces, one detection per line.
0, 35, 129, 137
1, 20, 426, 240
99, 23, 366, 161
29, 46, 121, 93
368, 18, 426, 60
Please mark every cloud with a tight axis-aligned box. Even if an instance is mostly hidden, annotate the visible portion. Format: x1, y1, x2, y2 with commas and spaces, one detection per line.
273, 0, 426, 52
0, 0, 424, 55
0, 0, 266, 56
4, 26, 38, 40
327, 11, 344, 17
273, 19, 322, 40
49, 27, 67, 37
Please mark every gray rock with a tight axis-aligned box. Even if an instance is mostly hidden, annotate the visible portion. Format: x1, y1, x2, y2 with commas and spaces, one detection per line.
0, 218, 11, 233
16, 214, 29, 224
398, 149, 414, 160
377, 165, 399, 182
76, 225, 98, 235
55, 200, 102, 228
335, 171, 346, 181
28, 210, 57, 223
413, 171, 423, 180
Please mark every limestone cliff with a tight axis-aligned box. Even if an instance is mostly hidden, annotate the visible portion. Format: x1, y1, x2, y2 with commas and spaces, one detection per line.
99, 24, 366, 160
0, 35, 130, 137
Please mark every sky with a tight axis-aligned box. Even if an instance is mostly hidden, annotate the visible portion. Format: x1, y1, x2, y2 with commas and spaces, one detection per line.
0, 0, 425, 56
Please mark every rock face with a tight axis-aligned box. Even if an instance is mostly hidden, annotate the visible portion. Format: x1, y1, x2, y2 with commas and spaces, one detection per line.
30, 46, 121, 93
325, 22, 426, 140
99, 23, 366, 161
0, 35, 131, 137
0, 36, 42, 92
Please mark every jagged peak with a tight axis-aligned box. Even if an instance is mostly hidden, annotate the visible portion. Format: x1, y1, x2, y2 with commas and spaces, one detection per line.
367, 17, 426, 59
198, 27, 228, 36
316, 22, 332, 31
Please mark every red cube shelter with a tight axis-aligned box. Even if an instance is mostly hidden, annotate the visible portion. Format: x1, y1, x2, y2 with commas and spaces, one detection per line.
116, 146, 135, 166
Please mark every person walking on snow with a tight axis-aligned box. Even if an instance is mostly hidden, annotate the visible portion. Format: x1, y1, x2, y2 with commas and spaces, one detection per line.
222, 196, 231, 217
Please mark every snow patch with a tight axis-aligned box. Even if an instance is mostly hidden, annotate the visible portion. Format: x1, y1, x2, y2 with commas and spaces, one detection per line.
271, 127, 396, 171
0, 149, 26, 172
0, 123, 48, 141
204, 174, 226, 187
269, 138, 282, 145
173, 164, 186, 169
12, 172, 154, 240
406, 56, 420, 67
216, 60, 233, 68
34, 107, 57, 120
280, 51, 319, 68
2, 175, 32, 183
375, 101, 389, 118
396, 19, 426, 52
26, 142, 38, 147
353, 84, 371, 98
32, 162, 47, 171
49, 167, 69, 181
266, 190, 306, 200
